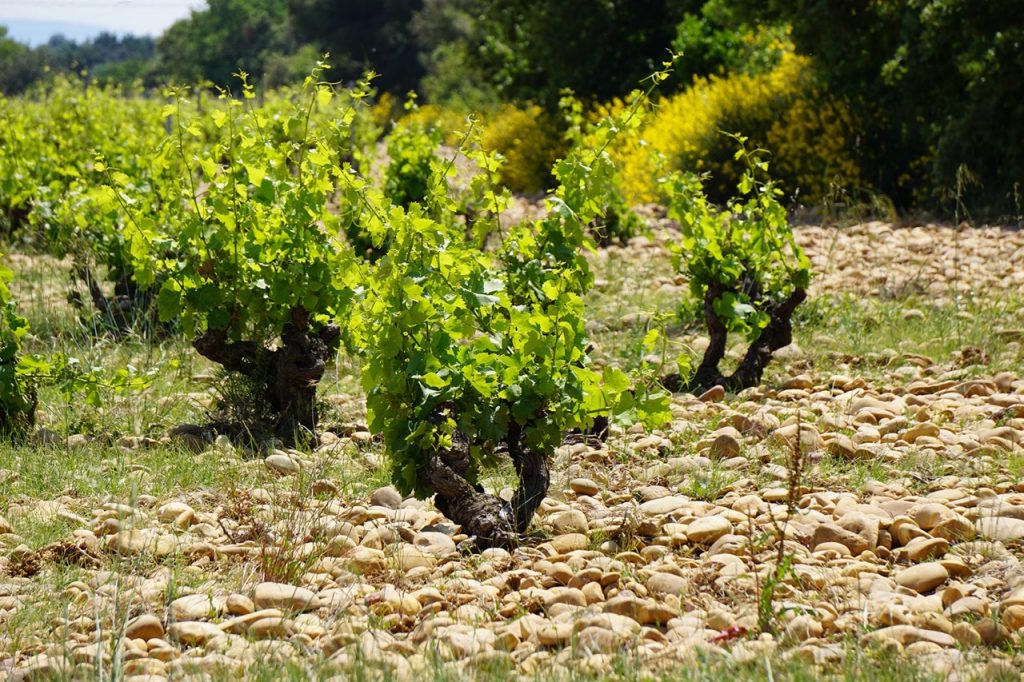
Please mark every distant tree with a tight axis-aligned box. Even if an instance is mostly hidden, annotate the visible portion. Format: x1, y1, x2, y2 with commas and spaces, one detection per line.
0, 28, 157, 92
670, 2, 788, 83
287, 0, 424, 93
722, 0, 1024, 215
37, 32, 156, 85
86, 34, 156, 85
411, 0, 497, 107
411, 0, 786, 108
262, 44, 322, 89
40, 34, 77, 67
155, 0, 290, 87
78, 33, 155, 70
469, 0, 687, 107
0, 27, 45, 94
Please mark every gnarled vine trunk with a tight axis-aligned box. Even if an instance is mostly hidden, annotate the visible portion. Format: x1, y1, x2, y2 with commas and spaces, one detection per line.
193, 307, 339, 444
0, 370, 36, 437
663, 284, 807, 394
428, 424, 551, 550
73, 264, 160, 335
507, 422, 551, 534
1, 205, 29, 239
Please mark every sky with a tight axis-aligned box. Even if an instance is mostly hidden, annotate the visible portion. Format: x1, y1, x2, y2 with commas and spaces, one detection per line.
0, 0, 207, 41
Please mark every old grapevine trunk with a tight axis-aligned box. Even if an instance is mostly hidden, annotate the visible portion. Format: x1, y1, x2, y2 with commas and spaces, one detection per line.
427, 424, 551, 550
664, 284, 807, 394
0, 380, 36, 436
729, 287, 807, 388
193, 307, 339, 443
75, 264, 159, 335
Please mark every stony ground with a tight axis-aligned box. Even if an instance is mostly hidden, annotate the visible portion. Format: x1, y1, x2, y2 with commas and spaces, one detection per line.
1, 222, 1024, 681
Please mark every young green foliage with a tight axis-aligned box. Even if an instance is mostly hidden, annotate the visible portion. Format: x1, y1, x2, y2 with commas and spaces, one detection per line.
38, 145, 179, 333
0, 255, 36, 436
343, 115, 441, 258
0, 77, 179, 331
0, 257, 145, 438
153, 73, 358, 340
383, 95, 444, 208
343, 109, 507, 259
559, 91, 645, 246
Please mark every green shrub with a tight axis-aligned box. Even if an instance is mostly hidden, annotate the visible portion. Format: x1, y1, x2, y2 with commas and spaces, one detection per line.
561, 93, 645, 245
671, 11, 789, 81
383, 114, 443, 208
403, 101, 566, 196
344, 99, 448, 259
722, 0, 1024, 217
400, 103, 470, 146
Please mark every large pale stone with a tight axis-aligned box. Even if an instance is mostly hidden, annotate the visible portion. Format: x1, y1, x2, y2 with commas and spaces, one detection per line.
686, 516, 732, 544
1001, 605, 1024, 631
167, 621, 226, 646
349, 547, 387, 573
708, 434, 741, 460
392, 547, 438, 571
549, 533, 588, 554
252, 582, 316, 612
646, 572, 687, 597
264, 453, 301, 475
125, 614, 164, 641
537, 622, 574, 646
895, 563, 949, 594
812, 523, 870, 555
975, 516, 1024, 542
104, 529, 158, 556
570, 478, 601, 496
772, 423, 824, 451
370, 486, 403, 509
837, 512, 880, 550
900, 422, 940, 443
219, 609, 285, 634
911, 503, 954, 530
412, 531, 457, 558
169, 594, 223, 621
639, 496, 689, 516
931, 514, 975, 542
902, 537, 949, 563
867, 625, 955, 648
550, 510, 589, 535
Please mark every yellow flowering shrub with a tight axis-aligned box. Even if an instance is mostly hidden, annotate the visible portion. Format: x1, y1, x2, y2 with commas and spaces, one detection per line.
370, 91, 400, 128
766, 90, 861, 203
616, 51, 862, 204
396, 102, 564, 194
480, 104, 565, 194
402, 104, 470, 146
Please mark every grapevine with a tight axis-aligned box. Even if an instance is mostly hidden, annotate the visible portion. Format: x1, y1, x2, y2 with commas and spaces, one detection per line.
662, 136, 811, 393
356, 61, 676, 547
123, 63, 365, 445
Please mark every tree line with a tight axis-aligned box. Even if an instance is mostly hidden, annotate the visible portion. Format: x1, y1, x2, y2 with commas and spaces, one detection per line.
0, 28, 154, 92
1, 0, 1020, 217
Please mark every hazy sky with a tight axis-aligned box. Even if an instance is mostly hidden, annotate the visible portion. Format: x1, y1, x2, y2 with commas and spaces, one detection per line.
0, 0, 207, 36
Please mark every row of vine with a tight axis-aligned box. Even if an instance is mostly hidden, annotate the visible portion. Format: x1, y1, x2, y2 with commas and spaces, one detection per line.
0, 58, 810, 546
